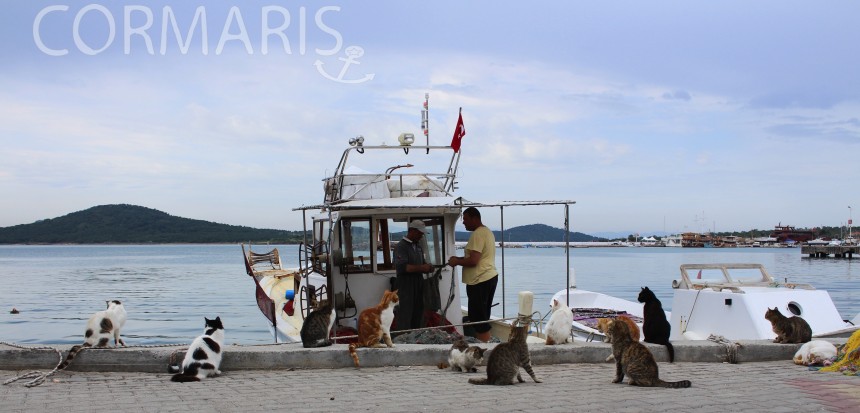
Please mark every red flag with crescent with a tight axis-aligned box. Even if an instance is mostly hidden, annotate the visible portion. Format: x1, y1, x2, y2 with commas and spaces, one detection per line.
451, 110, 466, 153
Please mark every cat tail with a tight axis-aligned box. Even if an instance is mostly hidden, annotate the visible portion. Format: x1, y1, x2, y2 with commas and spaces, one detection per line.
468, 377, 489, 385
348, 343, 360, 368
170, 373, 201, 383
57, 343, 91, 370
437, 362, 449, 369
658, 378, 691, 388
665, 342, 675, 363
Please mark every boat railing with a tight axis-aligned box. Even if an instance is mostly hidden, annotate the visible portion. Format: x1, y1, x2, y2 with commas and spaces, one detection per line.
323, 145, 460, 204
674, 263, 815, 291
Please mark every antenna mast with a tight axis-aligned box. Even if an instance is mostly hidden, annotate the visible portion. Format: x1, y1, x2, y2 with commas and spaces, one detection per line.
422, 93, 429, 154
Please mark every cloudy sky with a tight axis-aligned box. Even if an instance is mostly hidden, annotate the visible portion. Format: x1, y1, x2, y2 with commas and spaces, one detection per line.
1, 1, 858, 236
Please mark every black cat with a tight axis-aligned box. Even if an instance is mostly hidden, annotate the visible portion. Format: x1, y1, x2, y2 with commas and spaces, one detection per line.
637, 287, 674, 363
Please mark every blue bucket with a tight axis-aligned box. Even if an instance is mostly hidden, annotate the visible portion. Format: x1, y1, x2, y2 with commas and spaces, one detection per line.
285, 290, 295, 300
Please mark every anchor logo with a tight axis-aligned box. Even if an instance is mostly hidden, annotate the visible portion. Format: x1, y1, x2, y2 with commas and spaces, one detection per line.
314, 46, 375, 84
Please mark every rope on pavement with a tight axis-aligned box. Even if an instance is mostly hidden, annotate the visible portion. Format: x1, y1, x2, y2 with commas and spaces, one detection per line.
1, 341, 64, 388
708, 334, 742, 364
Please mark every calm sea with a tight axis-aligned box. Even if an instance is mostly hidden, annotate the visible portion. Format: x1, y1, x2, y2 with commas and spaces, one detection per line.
1, 245, 857, 345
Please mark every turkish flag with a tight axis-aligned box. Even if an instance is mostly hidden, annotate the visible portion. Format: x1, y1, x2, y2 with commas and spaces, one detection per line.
450, 111, 466, 153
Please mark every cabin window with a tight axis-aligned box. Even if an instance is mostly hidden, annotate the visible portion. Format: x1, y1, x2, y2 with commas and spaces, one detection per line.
377, 217, 445, 271
340, 219, 372, 273
312, 219, 330, 275
340, 216, 445, 274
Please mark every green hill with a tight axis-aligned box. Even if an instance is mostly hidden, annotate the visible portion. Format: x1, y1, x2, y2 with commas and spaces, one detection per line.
456, 223, 603, 242
0, 204, 305, 244
0, 205, 603, 244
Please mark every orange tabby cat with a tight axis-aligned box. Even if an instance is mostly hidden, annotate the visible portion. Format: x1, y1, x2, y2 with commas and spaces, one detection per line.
597, 316, 640, 343
348, 290, 399, 368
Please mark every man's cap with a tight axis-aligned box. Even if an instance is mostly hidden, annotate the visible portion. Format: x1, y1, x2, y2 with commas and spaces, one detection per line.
408, 220, 427, 234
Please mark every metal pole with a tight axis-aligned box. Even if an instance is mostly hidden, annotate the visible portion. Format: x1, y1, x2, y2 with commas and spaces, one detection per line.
500, 205, 506, 320
565, 203, 571, 308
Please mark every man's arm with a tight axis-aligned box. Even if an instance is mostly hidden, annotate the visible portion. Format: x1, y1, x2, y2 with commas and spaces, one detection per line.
448, 249, 481, 267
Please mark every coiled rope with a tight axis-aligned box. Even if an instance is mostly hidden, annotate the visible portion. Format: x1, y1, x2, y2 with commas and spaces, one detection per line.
707, 334, 742, 364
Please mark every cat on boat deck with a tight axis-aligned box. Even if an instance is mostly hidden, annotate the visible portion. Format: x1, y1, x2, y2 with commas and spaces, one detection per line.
438, 337, 486, 372
609, 317, 691, 388
301, 300, 336, 348
545, 298, 573, 345
764, 307, 812, 344
468, 321, 543, 385
57, 300, 127, 370
169, 316, 225, 382
637, 287, 674, 363
348, 290, 399, 368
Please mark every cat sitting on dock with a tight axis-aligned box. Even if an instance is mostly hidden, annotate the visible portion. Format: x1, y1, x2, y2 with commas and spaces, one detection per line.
544, 298, 573, 345
169, 316, 225, 382
301, 300, 336, 348
637, 287, 675, 363
596, 316, 640, 344
438, 337, 486, 372
57, 300, 127, 370
469, 321, 542, 385
609, 317, 691, 388
765, 307, 812, 344
348, 290, 399, 368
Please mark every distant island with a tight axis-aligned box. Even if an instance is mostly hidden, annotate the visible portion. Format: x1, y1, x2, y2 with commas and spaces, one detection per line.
0, 204, 603, 244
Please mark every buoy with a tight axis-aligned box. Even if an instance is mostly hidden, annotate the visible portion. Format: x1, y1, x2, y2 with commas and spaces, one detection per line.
10, 307, 19, 314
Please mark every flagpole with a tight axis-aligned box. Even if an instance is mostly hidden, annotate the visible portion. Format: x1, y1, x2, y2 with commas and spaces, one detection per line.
422, 93, 429, 154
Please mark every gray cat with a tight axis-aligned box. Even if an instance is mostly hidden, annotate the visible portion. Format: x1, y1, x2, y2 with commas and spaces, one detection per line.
609, 318, 691, 388
468, 322, 542, 385
301, 300, 336, 348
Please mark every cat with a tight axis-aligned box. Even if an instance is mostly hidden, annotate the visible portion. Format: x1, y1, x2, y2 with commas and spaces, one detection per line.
596, 316, 640, 343
469, 322, 543, 385
169, 316, 225, 382
301, 299, 336, 348
348, 290, 399, 368
439, 337, 486, 372
764, 307, 812, 344
793, 340, 837, 366
609, 317, 691, 388
544, 298, 573, 345
57, 300, 127, 370
637, 287, 674, 362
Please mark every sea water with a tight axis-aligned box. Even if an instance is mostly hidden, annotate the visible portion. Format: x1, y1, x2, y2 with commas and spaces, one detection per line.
0, 245, 857, 345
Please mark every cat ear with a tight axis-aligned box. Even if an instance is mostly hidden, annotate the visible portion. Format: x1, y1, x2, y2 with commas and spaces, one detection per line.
215, 316, 221, 322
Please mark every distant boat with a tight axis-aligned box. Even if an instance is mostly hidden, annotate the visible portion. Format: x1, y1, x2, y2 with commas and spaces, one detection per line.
771, 224, 816, 244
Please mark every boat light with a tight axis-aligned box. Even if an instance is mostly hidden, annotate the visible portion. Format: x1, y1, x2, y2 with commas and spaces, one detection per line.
349, 135, 365, 147
398, 133, 415, 146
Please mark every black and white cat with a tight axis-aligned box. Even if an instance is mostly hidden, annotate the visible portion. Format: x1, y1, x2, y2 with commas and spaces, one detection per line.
169, 316, 225, 382
58, 300, 127, 370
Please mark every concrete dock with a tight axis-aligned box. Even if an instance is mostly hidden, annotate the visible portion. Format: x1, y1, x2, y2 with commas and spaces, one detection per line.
801, 245, 858, 258
2, 340, 858, 412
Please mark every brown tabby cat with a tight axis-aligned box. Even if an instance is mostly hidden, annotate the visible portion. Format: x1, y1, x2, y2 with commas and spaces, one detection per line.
764, 307, 812, 344
348, 290, 399, 368
468, 322, 542, 385
609, 318, 691, 388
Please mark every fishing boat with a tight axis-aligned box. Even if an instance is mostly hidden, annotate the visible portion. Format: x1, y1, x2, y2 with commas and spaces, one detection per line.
242, 96, 574, 343
548, 262, 859, 342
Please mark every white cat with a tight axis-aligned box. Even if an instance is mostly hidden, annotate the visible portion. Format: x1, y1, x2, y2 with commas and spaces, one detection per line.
58, 300, 127, 370
545, 298, 573, 345
169, 316, 225, 382
793, 340, 838, 366
446, 337, 486, 372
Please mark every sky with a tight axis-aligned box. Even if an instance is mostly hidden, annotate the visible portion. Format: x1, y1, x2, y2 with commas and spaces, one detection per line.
1, 1, 858, 236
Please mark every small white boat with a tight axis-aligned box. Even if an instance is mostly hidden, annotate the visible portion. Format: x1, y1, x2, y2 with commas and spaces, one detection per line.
548, 263, 859, 342
669, 263, 858, 341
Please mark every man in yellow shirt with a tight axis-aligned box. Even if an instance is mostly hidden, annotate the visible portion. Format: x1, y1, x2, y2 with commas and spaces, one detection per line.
447, 207, 498, 342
